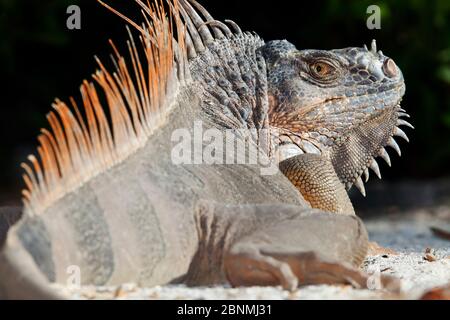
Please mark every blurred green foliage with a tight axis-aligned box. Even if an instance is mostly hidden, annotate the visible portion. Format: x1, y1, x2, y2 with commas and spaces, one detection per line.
0, 0, 449, 198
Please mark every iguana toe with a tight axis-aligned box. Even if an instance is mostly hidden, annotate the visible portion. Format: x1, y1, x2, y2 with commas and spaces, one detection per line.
224, 247, 298, 291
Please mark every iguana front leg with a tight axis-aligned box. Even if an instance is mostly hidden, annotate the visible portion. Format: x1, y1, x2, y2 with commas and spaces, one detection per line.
185, 201, 399, 291
279, 154, 355, 215
224, 210, 368, 290
279, 154, 395, 256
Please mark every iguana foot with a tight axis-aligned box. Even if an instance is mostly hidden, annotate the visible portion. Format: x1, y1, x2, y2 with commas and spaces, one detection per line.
190, 201, 373, 290
225, 247, 369, 290
224, 246, 299, 290
225, 242, 400, 292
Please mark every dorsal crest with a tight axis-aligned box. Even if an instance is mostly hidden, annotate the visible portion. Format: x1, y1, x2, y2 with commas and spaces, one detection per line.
21, 0, 258, 215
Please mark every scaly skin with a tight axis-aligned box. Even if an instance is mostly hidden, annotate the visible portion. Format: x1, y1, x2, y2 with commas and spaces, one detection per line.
279, 154, 355, 215
0, 0, 409, 298
260, 40, 408, 199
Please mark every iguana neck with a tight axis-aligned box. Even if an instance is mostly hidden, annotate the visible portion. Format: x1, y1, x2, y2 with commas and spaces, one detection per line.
189, 36, 271, 154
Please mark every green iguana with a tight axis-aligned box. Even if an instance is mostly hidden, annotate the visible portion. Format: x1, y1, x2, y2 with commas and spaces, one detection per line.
0, 0, 412, 299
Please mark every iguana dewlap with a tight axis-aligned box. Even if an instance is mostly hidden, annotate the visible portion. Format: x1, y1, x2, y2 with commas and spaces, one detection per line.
0, 0, 411, 299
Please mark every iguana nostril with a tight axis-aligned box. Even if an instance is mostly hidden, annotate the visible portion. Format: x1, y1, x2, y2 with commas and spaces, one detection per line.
383, 58, 397, 78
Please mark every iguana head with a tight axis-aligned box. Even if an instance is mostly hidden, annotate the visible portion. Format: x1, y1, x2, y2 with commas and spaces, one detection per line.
260, 39, 411, 195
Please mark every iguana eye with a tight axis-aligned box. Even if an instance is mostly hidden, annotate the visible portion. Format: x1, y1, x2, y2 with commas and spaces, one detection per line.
310, 62, 335, 78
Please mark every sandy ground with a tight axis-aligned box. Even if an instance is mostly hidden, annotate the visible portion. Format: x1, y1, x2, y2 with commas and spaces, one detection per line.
361, 207, 450, 299
52, 206, 450, 300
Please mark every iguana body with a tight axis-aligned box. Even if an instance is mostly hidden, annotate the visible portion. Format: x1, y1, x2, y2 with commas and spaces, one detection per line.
0, 0, 410, 298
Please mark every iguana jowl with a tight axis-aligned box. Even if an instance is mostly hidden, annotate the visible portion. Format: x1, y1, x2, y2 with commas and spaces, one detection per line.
0, 0, 412, 298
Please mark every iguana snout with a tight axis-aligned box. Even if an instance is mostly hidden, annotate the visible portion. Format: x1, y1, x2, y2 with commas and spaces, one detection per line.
382, 58, 399, 78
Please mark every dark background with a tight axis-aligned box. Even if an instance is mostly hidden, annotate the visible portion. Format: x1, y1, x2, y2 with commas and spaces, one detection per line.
0, 0, 449, 205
